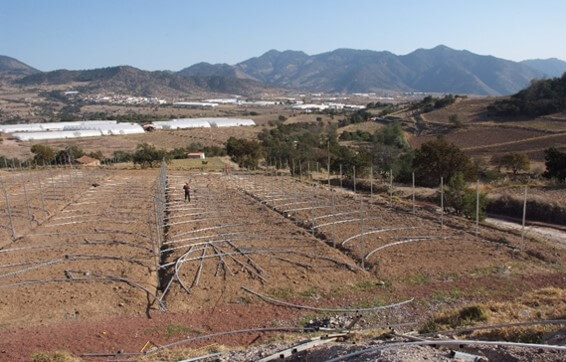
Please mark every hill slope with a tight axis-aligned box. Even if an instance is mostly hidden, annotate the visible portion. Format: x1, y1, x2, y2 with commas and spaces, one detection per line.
16, 65, 278, 97
0, 55, 40, 75
521, 58, 566, 77
182, 46, 546, 95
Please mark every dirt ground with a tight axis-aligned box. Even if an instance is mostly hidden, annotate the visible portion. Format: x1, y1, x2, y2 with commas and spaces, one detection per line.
0, 168, 565, 361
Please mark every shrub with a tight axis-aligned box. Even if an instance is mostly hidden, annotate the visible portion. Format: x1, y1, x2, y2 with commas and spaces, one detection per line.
31, 144, 55, 164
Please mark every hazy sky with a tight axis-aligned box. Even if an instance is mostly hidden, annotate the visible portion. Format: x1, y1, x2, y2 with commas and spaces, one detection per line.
1, 0, 564, 71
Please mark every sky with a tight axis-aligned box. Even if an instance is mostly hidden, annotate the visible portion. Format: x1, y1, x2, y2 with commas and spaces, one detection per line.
1, 0, 565, 71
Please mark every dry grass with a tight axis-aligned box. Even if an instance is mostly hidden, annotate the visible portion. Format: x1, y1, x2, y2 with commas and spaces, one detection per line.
30, 350, 80, 362
140, 344, 233, 361
421, 287, 566, 340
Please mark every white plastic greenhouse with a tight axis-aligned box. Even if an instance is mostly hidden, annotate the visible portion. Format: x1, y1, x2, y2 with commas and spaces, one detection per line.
152, 118, 212, 130
97, 123, 145, 135
151, 118, 255, 129
12, 130, 103, 141
0, 123, 45, 133
0, 120, 118, 133
207, 118, 256, 127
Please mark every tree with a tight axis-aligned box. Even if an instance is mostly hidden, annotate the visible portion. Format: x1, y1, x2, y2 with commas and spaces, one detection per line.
55, 145, 84, 164
413, 138, 473, 187
132, 143, 167, 168
30, 144, 55, 164
543, 147, 566, 181
225, 137, 264, 169
499, 152, 530, 175
445, 172, 488, 220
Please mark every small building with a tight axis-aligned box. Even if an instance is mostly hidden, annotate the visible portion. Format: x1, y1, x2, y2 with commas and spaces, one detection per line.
75, 155, 101, 166
186, 152, 205, 159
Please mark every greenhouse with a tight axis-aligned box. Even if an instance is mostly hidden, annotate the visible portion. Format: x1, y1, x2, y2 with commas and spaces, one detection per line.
152, 118, 212, 129
206, 118, 256, 127
98, 123, 145, 135
0, 120, 118, 133
12, 130, 103, 141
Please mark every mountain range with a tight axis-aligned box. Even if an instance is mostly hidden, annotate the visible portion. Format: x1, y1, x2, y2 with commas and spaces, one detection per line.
2, 46, 566, 97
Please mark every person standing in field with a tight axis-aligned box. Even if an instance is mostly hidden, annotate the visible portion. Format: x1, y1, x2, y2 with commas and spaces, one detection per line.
183, 182, 191, 202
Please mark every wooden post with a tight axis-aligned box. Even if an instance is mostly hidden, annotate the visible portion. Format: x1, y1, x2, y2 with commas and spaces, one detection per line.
339, 164, 343, 188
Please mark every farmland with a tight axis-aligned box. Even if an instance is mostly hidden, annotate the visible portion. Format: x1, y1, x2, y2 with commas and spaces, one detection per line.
0, 164, 564, 360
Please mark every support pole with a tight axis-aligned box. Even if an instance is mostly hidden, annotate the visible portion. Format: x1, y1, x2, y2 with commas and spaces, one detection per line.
412, 172, 416, 214
0, 174, 16, 239
19, 162, 33, 227
440, 176, 444, 229
389, 170, 393, 207
35, 163, 47, 215
339, 164, 343, 188
327, 141, 331, 188
353, 166, 356, 193
370, 166, 373, 197
475, 179, 480, 238
360, 191, 365, 270
332, 185, 337, 248
521, 185, 528, 252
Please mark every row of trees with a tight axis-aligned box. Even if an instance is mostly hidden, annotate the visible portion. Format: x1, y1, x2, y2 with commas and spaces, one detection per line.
25, 141, 228, 169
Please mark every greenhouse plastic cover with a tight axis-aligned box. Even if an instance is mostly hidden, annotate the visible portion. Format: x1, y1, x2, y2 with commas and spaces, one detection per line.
207, 118, 256, 127
152, 118, 212, 129
151, 118, 255, 129
64, 122, 144, 135
12, 130, 103, 141
0, 120, 117, 133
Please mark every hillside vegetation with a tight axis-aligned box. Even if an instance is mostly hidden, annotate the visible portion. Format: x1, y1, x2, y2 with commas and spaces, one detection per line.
488, 73, 566, 116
